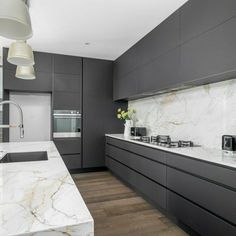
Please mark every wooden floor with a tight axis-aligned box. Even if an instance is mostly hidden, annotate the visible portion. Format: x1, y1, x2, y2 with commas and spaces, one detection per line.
72, 171, 188, 236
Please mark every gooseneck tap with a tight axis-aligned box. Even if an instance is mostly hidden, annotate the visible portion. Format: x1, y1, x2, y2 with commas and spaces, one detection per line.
0, 101, 24, 138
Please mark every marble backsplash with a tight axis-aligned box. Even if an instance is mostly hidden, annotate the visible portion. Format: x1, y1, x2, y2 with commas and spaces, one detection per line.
129, 79, 236, 149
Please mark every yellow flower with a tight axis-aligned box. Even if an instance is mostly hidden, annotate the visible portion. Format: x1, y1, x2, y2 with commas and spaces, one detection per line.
117, 108, 121, 113
117, 114, 121, 119
121, 110, 125, 114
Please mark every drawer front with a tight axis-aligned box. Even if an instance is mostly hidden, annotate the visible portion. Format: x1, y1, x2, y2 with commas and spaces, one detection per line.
54, 138, 81, 155
62, 154, 81, 169
167, 167, 236, 225
166, 152, 236, 190
106, 156, 167, 210
106, 144, 166, 186
167, 191, 236, 236
106, 137, 166, 164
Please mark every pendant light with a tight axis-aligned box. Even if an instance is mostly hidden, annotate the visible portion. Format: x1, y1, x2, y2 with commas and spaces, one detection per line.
15, 65, 36, 80
7, 40, 35, 66
0, 0, 33, 40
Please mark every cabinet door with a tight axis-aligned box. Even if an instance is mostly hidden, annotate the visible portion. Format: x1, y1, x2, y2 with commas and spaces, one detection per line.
180, 17, 236, 84
137, 47, 180, 94
54, 73, 80, 92
180, 0, 236, 43
113, 65, 138, 100
61, 154, 81, 169
53, 91, 80, 110
113, 11, 180, 101
54, 54, 82, 75
3, 68, 52, 92
54, 138, 81, 155
167, 191, 236, 236
83, 58, 125, 168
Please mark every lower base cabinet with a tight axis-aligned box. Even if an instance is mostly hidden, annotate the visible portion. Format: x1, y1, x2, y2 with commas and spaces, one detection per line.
167, 191, 236, 236
105, 137, 236, 236
61, 154, 81, 169
54, 138, 81, 169
106, 157, 167, 210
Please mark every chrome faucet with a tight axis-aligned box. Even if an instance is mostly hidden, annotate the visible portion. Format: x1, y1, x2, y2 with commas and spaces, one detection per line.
0, 101, 24, 138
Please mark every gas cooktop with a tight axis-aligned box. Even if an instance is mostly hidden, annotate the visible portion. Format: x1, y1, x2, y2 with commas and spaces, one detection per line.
133, 135, 194, 148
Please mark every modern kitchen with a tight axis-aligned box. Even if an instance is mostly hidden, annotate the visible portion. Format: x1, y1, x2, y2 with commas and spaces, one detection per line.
0, 0, 236, 236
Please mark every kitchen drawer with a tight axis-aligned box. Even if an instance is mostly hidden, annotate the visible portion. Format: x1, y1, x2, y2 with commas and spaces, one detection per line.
106, 156, 167, 210
54, 138, 81, 155
166, 152, 236, 190
167, 190, 236, 236
167, 167, 236, 225
62, 154, 81, 169
106, 137, 166, 164
106, 144, 166, 186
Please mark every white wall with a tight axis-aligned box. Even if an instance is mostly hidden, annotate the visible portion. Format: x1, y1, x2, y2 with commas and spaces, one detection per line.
9, 92, 51, 142
129, 78, 236, 149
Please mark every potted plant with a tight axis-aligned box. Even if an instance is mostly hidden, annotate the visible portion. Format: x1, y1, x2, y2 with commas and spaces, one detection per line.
117, 108, 135, 137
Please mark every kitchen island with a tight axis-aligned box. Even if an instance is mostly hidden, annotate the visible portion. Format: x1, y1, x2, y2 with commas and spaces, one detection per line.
0, 141, 94, 236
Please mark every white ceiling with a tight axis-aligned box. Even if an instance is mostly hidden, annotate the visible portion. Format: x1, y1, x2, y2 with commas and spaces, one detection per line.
0, 0, 188, 60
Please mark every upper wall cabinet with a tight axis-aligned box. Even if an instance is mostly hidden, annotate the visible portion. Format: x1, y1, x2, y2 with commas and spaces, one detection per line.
3, 48, 53, 92
53, 54, 82, 75
180, 0, 236, 43
113, 0, 236, 101
113, 11, 180, 100
180, 17, 236, 84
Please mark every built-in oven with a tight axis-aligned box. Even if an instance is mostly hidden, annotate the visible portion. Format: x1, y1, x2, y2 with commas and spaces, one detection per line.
53, 110, 81, 138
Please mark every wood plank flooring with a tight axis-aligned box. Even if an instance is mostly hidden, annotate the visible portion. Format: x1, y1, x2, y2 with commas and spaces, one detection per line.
72, 171, 188, 236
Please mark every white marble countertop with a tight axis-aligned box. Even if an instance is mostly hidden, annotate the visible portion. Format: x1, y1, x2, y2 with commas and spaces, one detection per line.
0, 141, 94, 236
106, 134, 236, 169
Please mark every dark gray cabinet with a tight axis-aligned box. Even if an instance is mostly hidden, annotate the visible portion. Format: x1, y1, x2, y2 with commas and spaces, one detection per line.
106, 156, 167, 210
105, 137, 236, 235
167, 191, 236, 236
113, 0, 236, 101
167, 167, 236, 225
180, 17, 236, 85
61, 154, 81, 170
3, 48, 53, 92
180, 0, 236, 43
113, 11, 180, 100
53, 54, 82, 75
54, 138, 81, 169
83, 58, 126, 168
52, 54, 82, 110
3, 69, 52, 92
54, 74, 81, 93
53, 91, 80, 110
106, 143, 166, 186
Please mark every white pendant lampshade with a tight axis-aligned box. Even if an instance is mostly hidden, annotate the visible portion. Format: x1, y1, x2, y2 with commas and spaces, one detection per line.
0, 0, 33, 40
15, 65, 36, 80
7, 40, 35, 66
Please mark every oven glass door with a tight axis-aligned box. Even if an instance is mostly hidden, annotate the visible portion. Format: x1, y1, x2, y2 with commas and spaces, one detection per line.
53, 110, 81, 138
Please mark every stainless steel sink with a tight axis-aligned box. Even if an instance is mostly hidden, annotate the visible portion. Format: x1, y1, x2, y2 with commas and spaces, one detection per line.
0, 151, 48, 163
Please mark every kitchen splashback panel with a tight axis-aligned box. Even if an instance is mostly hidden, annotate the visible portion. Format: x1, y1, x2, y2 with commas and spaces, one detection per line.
129, 79, 236, 149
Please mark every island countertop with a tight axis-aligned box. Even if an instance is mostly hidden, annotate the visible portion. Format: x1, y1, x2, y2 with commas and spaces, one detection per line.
0, 141, 94, 236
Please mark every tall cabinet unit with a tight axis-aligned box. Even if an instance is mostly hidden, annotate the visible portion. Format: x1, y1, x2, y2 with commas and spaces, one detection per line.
82, 58, 127, 168
52, 54, 82, 169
